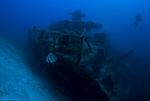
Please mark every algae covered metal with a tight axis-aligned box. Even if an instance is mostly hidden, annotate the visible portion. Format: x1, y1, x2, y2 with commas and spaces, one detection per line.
28, 10, 134, 101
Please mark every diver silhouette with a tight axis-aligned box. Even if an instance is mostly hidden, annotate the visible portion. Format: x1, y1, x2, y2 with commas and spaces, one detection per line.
133, 13, 142, 31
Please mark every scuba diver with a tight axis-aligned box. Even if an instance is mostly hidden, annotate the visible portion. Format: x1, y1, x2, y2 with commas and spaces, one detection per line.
133, 13, 142, 30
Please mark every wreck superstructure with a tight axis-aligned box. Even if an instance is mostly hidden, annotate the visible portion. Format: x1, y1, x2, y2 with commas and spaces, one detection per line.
28, 10, 135, 101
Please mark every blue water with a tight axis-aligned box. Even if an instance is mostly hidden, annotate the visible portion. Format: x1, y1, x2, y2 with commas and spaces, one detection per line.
1, 0, 150, 59
0, 0, 150, 100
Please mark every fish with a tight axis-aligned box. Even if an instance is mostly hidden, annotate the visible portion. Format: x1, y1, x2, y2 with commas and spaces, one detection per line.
46, 53, 57, 63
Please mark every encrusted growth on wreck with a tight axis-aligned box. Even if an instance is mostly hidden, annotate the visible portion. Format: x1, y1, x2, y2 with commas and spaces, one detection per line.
28, 10, 134, 101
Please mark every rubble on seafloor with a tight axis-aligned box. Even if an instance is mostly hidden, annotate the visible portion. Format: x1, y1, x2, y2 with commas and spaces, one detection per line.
0, 38, 73, 101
